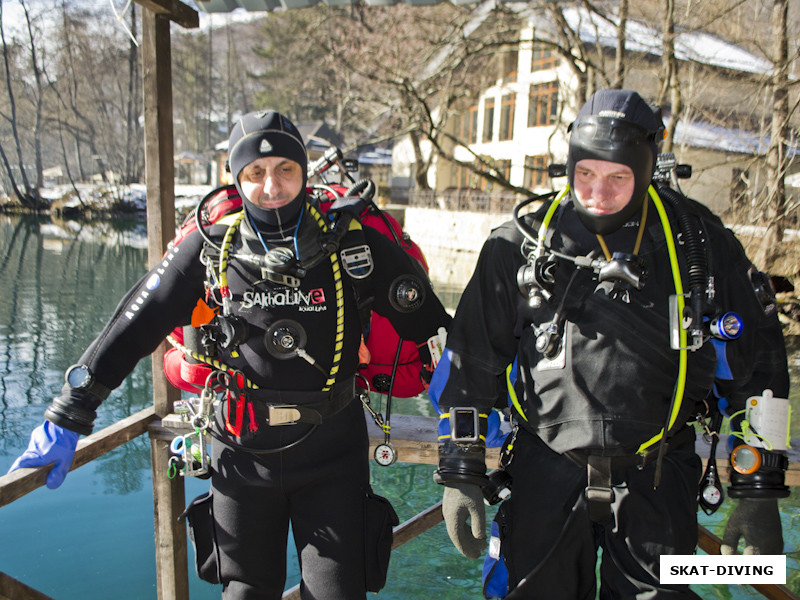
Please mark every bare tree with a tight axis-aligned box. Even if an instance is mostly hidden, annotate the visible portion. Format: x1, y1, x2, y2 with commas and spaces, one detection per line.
657, 0, 681, 153
123, 4, 142, 184
613, 0, 628, 89
0, 3, 38, 208
754, 0, 791, 270
21, 0, 44, 199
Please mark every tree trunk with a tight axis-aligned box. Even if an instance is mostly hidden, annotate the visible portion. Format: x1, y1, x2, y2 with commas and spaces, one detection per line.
658, 0, 679, 153
410, 131, 431, 191
755, 0, 789, 271
125, 5, 138, 184
613, 0, 628, 89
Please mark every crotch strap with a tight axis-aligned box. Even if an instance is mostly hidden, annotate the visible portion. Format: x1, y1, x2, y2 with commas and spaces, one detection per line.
586, 455, 615, 524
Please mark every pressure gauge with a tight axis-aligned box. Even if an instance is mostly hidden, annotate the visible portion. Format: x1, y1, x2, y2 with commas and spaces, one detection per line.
701, 484, 722, 508
374, 443, 397, 466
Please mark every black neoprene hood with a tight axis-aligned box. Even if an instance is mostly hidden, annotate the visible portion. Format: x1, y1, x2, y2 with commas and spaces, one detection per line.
567, 89, 664, 235
227, 110, 308, 230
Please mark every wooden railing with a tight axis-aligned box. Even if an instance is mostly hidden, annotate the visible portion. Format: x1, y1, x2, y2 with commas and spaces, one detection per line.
1, 411, 798, 600
0, 408, 158, 600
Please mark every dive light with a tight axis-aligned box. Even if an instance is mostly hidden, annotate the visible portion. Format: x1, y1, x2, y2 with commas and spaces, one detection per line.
730, 444, 762, 475
709, 312, 743, 341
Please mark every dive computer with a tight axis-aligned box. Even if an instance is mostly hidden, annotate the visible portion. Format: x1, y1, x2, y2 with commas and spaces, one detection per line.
449, 407, 480, 443
65, 364, 111, 399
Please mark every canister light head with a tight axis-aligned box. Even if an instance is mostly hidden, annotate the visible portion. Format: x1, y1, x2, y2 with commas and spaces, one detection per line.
710, 312, 743, 340
730, 444, 762, 475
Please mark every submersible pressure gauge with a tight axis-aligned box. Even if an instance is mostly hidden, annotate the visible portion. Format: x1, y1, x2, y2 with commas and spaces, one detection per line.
374, 443, 397, 466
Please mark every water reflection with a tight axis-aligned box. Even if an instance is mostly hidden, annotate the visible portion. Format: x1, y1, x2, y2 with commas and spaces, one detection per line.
0, 215, 153, 488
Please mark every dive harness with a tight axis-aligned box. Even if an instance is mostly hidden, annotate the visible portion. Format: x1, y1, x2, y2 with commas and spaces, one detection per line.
166, 176, 419, 469
508, 156, 749, 519
166, 184, 365, 465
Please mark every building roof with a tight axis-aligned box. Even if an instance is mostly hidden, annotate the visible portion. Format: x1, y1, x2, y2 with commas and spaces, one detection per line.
673, 117, 800, 158
555, 6, 773, 75
194, 0, 519, 14
214, 120, 345, 153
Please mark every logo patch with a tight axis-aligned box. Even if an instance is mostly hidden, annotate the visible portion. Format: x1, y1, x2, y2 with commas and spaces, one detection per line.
146, 274, 161, 290
598, 109, 626, 119
240, 287, 327, 311
259, 138, 272, 154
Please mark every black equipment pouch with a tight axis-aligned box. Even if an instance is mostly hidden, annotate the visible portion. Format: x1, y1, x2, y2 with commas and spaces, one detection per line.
179, 490, 221, 584
364, 490, 399, 592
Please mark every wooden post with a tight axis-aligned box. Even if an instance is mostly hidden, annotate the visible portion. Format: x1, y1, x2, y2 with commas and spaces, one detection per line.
142, 9, 188, 600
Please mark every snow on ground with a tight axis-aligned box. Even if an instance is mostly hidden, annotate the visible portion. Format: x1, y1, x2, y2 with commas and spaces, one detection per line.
38, 182, 209, 212
29, 183, 213, 248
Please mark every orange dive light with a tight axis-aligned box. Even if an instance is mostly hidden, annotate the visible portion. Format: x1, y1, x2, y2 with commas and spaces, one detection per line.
730, 444, 762, 475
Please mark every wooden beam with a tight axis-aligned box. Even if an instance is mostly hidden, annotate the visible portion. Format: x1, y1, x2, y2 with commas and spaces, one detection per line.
391, 501, 444, 549
134, 0, 199, 29
142, 9, 189, 600
0, 572, 54, 600
0, 407, 157, 509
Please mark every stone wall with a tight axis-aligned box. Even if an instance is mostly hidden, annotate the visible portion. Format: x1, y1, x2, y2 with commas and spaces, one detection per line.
403, 207, 511, 300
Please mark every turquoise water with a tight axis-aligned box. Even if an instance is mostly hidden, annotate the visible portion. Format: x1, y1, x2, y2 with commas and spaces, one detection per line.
0, 215, 797, 599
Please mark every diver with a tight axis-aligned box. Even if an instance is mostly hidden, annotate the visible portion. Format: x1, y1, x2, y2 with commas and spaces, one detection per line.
429, 89, 790, 599
9, 110, 452, 600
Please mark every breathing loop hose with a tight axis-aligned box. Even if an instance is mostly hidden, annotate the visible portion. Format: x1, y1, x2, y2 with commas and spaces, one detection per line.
345, 178, 376, 202
657, 185, 708, 292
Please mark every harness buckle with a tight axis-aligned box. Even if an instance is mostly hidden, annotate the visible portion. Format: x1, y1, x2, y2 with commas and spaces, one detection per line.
268, 405, 302, 426
585, 486, 615, 504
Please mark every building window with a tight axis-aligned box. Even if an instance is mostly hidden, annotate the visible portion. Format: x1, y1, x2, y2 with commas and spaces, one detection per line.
502, 50, 518, 83
531, 43, 558, 72
483, 98, 495, 143
493, 159, 511, 183
528, 82, 558, 127
523, 155, 548, 189
456, 164, 470, 188
461, 105, 479, 144
499, 94, 516, 141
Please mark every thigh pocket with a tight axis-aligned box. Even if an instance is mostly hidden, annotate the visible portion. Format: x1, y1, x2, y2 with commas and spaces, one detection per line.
364, 490, 399, 592
180, 490, 221, 584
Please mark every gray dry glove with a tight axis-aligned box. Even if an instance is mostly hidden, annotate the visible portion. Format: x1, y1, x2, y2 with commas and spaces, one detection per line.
442, 483, 487, 559
721, 498, 783, 555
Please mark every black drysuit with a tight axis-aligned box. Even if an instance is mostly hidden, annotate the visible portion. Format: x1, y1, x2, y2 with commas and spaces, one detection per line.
53, 198, 452, 599
432, 191, 788, 599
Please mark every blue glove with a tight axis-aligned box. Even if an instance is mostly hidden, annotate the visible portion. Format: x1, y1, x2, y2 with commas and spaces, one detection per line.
8, 421, 79, 489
